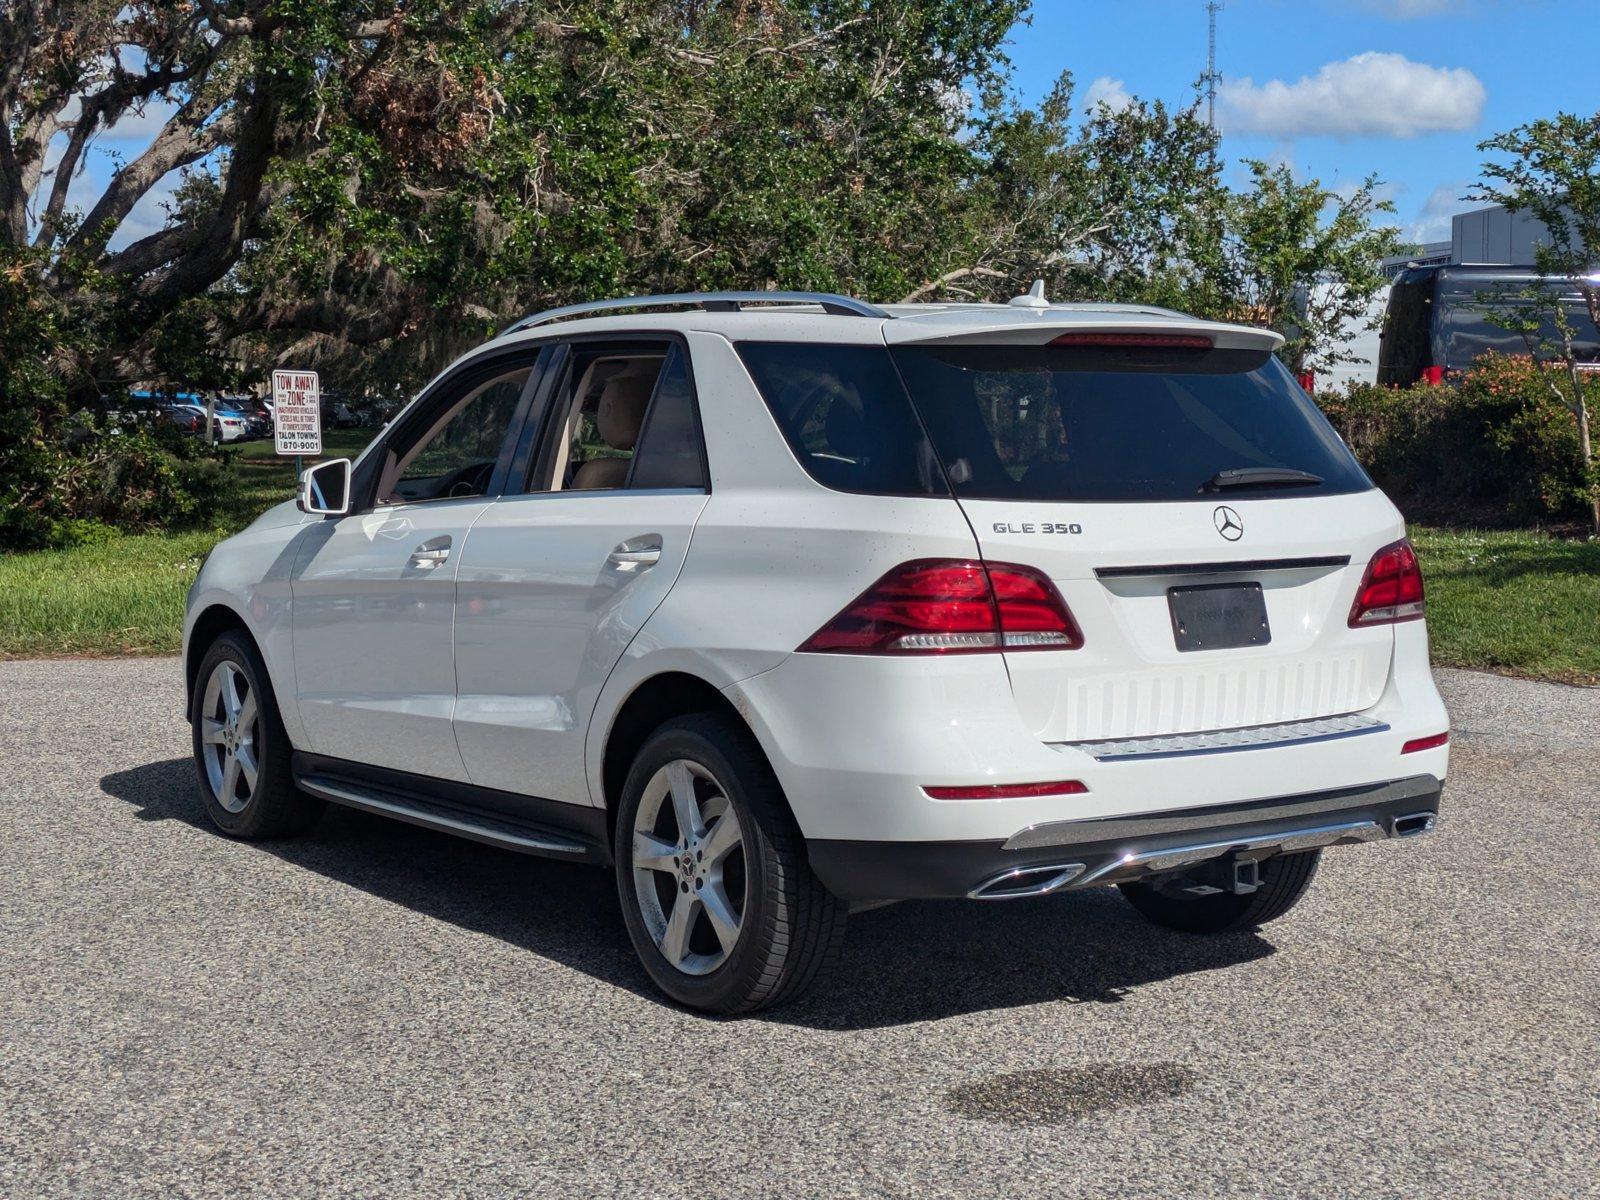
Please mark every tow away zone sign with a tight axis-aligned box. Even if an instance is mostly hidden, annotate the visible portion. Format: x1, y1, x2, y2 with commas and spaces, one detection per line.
273, 369, 322, 456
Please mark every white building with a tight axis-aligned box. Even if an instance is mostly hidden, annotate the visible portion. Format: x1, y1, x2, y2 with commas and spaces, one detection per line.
1382, 202, 1556, 278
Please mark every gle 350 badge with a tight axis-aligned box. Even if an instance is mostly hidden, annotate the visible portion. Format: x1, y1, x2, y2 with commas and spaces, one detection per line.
992, 521, 1083, 535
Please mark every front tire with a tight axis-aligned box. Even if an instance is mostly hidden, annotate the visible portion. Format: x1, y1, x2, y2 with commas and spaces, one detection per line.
191, 630, 322, 839
614, 714, 846, 1014
1118, 849, 1321, 934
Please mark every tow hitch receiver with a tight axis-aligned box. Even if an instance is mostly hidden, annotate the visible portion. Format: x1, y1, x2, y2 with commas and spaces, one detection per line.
1180, 855, 1261, 897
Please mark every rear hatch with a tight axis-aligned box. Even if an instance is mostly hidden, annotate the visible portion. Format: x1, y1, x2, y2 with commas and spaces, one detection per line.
884, 313, 1399, 743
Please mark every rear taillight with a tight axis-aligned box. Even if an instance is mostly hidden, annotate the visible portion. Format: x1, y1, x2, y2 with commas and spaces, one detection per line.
798, 559, 1083, 655
1349, 538, 1425, 626
1421, 365, 1446, 386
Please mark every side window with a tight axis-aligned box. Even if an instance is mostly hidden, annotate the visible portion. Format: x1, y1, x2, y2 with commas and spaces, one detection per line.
629, 345, 707, 490
735, 341, 945, 496
385, 368, 530, 504
526, 342, 707, 493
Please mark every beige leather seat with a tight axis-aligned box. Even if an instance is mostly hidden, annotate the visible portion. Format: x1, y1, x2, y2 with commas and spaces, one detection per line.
571, 371, 653, 489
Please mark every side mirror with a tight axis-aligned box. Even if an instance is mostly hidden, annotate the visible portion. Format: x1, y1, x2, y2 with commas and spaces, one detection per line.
298, 458, 352, 516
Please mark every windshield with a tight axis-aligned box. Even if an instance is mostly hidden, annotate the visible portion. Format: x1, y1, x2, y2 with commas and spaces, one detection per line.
893, 343, 1371, 502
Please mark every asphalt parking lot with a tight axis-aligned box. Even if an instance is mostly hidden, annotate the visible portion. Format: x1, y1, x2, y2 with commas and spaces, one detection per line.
1, 659, 1596, 1198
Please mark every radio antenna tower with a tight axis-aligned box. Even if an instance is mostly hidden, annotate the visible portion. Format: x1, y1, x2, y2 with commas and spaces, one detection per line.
1203, 1, 1223, 133
1203, 2, 1222, 169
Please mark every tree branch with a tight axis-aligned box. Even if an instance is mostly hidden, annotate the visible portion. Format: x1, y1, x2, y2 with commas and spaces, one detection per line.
65, 99, 237, 259
899, 265, 1007, 303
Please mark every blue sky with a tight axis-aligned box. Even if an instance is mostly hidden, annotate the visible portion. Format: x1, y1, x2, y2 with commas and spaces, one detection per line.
1005, 0, 1591, 244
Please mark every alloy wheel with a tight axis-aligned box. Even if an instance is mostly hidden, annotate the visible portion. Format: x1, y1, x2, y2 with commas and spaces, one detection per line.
199, 660, 260, 814
631, 759, 748, 976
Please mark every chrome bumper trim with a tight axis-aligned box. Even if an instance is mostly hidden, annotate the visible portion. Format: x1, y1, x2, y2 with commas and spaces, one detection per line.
1054, 712, 1388, 762
1070, 818, 1388, 889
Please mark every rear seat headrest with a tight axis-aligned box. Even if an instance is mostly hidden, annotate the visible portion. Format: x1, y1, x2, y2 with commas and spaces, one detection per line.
597, 371, 655, 451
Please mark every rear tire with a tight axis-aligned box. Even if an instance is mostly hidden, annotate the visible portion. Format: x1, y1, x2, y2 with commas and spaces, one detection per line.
1118, 849, 1321, 934
614, 714, 846, 1014
191, 630, 323, 839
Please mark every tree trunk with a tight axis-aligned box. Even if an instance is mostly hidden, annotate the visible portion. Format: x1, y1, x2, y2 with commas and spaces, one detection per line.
1570, 361, 1599, 536
1579, 401, 1599, 537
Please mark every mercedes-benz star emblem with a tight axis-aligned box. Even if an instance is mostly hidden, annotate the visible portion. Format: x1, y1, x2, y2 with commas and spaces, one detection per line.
1213, 505, 1244, 541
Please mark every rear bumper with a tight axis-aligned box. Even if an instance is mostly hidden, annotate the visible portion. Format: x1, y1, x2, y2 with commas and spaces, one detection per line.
723, 621, 1449, 843
806, 774, 1441, 902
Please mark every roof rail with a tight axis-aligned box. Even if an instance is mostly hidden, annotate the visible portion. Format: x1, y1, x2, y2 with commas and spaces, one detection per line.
500, 291, 889, 336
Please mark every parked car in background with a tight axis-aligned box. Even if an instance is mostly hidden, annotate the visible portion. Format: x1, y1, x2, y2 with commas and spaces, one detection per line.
185, 289, 1449, 1014
235, 397, 274, 439
160, 404, 204, 435
171, 402, 252, 442
318, 398, 363, 428
127, 390, 264, 440
1378, 265, 1600, 385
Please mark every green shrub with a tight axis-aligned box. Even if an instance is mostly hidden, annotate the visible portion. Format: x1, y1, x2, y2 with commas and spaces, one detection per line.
55, 427, 236, 536
1456, 354, 1594, 520
1, 248, 237, 551
45, 518, 122, 549
1319, 354, 1594, 525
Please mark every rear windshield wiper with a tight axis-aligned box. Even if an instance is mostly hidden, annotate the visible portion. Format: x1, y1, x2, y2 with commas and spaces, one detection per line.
1200, 467, 1324, 493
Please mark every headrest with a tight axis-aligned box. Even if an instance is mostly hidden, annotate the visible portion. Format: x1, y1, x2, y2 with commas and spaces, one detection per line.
597, 372, 655, 451
823, 393, 868, 458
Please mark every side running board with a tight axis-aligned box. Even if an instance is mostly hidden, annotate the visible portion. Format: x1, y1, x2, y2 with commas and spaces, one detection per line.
297, 772, 606, 864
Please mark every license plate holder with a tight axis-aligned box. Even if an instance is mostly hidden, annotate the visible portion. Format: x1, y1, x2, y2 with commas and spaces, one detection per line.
1168, 582, 1271, 652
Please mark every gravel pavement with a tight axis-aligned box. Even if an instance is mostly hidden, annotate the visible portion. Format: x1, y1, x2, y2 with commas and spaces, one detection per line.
1, 659, 1596, 1198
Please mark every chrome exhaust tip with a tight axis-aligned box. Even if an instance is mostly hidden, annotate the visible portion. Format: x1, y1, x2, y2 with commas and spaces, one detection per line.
968, 862, 1087, 901
1392, 811, 1438, 837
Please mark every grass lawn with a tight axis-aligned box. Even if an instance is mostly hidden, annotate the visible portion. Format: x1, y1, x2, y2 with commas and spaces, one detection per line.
1409, 527, 1600, 686
1, 451, 1596, 683
0, 428, 377, 658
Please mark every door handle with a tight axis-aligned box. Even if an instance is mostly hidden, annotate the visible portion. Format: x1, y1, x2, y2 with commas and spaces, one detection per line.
608, 535, 662, 569
408, 535, 452, 569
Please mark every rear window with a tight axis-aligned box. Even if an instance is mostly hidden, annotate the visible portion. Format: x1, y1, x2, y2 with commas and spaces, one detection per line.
893, 343, 1371, 502
739, 340, 1371, 503
1378, 272, 1434, 385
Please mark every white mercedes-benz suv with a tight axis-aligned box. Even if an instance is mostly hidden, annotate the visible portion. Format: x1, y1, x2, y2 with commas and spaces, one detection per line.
184, 289, 1449, 1013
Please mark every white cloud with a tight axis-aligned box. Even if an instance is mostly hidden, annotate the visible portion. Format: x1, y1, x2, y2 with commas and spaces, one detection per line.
1084, 76, 1134, 114
1219, 53, 1485, 138
1407, 181, 1472, 243
100, 98, 180, 144
51, 94, 179, 145
106, 170, 183, 251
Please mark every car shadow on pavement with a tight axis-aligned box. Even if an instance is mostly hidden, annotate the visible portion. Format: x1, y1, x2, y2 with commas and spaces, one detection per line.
102, 759, 1275, 1030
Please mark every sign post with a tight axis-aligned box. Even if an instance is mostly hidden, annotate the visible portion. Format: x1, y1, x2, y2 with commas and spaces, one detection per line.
272, 369, 322, 482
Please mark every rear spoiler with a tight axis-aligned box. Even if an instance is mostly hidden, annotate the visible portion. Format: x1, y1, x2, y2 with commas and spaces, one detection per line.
882, 314, 1286, 354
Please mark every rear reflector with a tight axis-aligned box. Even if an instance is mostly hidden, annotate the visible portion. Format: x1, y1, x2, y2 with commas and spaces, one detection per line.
1349, 538, 1426, 626
1049, 332, 1212, 349
924, 780, 1088, 800
1401, 732, 1449, 754
798, 559, 1082, 654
